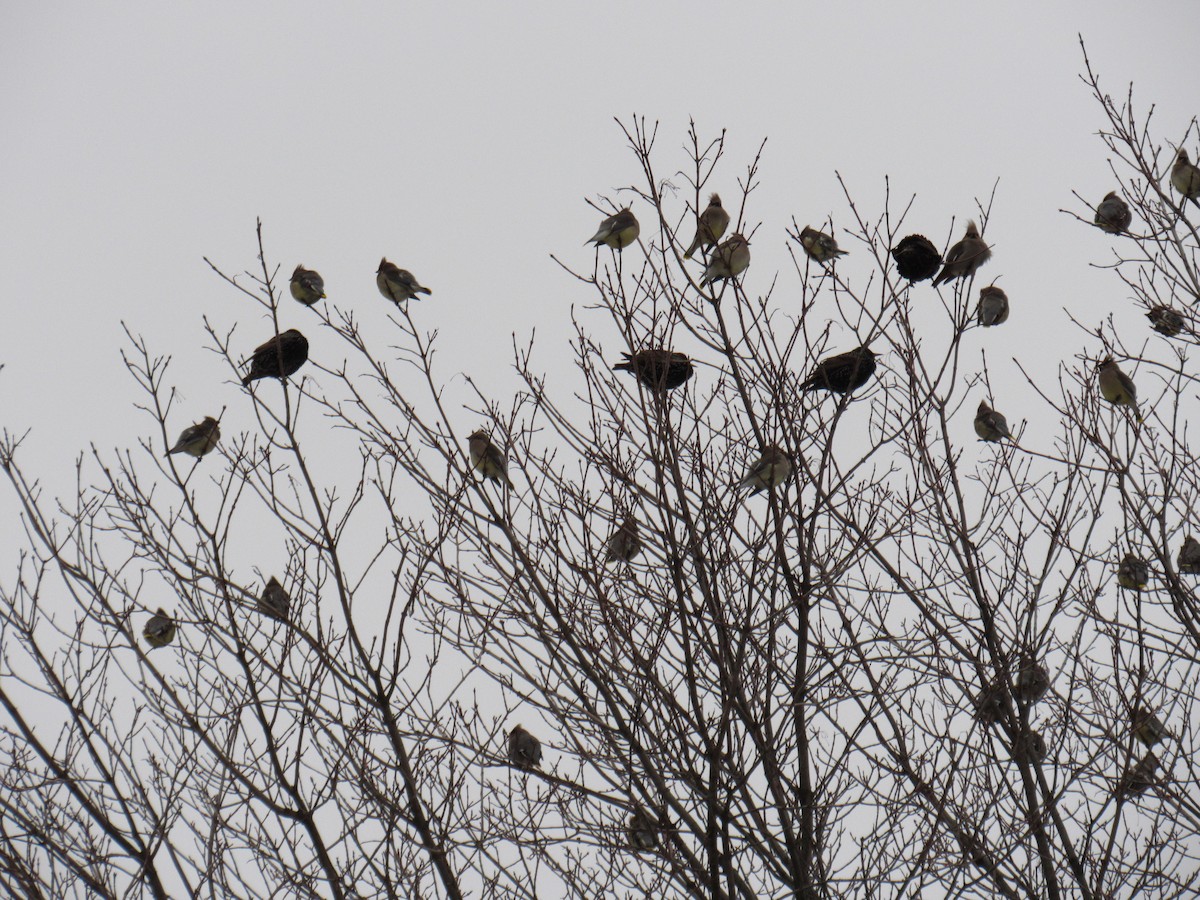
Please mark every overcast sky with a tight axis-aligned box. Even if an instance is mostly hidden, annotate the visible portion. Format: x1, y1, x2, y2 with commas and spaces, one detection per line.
2, 1, 1197, 487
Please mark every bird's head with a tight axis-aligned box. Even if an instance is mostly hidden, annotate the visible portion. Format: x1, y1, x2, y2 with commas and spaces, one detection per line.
965, 220, 980, 238
708, 193, 722, 206
377, 258, 390, 273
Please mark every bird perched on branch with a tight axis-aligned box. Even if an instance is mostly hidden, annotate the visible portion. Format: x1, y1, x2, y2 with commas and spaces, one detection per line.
166, 416, 221, 458
1012, 729, 1047, 765
683, 193, 730, 259
700, 233, 750, 287
973, 680, 1005, 724
468, 430, 513, 487
242, 329, 309, 386
289, 265, 326, 306
1171, 149, 1200, 203
973, 401, 1010, 442
1094, 192, 1132, 234
800, 346, 876, 395
1131, 707, 1170, 747
143, 608, 176, 649
1117, 553, 1149, 591
1116, 752, 1160, 798
507, 725, 542, 768
612, 349, 695, 392
1011, 656, 1049, 704
799, 226, 848, 264
976, 286, 1009, 327
377, 259, 431, 304
587, 207, 640, 250
1178, 536, 1200, 574
1097, 357, 1140, 421
258, 576, 290, 620
606, 516, 642, 563
891, 234, 941, 282
932, 221, 991, 287
739, 446, 793, 495
628, 808, 659, 852
1146, 306, 1185, 337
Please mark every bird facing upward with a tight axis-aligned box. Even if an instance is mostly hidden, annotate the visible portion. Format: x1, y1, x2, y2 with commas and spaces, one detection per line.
932, 221, 991, 287
377, 259, 432, 304
683, 193, 730, 259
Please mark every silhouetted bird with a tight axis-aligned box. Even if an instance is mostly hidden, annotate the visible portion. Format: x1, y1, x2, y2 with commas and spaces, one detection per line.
799, 226, 848, 263
977, 285, 1009, 327
1131, 707, 1170, 747
258, 576, 290, 620
377, 258, 431, 304
143, 608, 176, 649
891, 234, 941, 282
166, 416, 221, 458
1171, 149, 1200, 202
1147, 306, 1185, 337
1012, 729, 1047, 765
628, 808, 659, 852
683, 194, 730, 259
1117, 752, 1159, 797
507, 725, 542, 768
739, 446, 793, 495
1178, 536, 1200, 574
800, 346, 876, 394
973, 680, 1005, 724
468, 430, 512, 487
242, 329, 309, 386
1117, 553, 1149, 591
1011, 656, 1049, 704
1097, 357, 1139, 420
588, 207, 640, 250
1094, 192, 1132, 234
700, 233, 750, 286
932, 221, 991, 287
290, 265, 326, 306
974, 401, 1010, 442
606, 516, 642, 563
613, 349, 695, 392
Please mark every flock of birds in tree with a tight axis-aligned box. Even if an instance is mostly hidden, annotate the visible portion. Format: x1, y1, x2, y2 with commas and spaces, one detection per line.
143, 149, 1200, 830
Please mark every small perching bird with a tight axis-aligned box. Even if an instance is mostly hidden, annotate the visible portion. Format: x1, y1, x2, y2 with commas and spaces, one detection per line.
1147, 305, 1185, 337
974, 401, 1011, 443
1011, 656, 1049, 704
376, 258, 431, 304
1131, 707, 1171, 747
143, 608, 176, 649
587, 207, 640, 250
1012, 729, 1047, 765
890, 234, 942, 282
507, 725, 542, 768
1178, 536, 1200, 574
242, 329, 309, 386
1171, 149, 1200, 202
976, 285, 1009, 327
1094, 192, 1132, 234
606, 516, 642, 564
258, 576, 290, 620
166, 416, 221, 458
628, 808, 659, 852
468, 430, 513, 487
1097, 357, 1140, 421
973, 680, 1005, 724
798, 226, 848, 264
612, 349, 695, 393
1116, 752, 1160, 798
683, 193, 730, 259
1117, 553, 1149, 591
700, 233, 751, 287
289, 265, 326, 306
739, 446, 793, 495
932, 221, 991, 287
800, 346, 877, 395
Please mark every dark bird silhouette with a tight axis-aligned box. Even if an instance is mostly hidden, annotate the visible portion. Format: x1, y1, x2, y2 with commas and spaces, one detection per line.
1147, 306, 1184, 337
613, 349, 695, 392
891, 234, 942, 282
606, 516, 642, 563
258, 576, 291, 620
242, 329, 309, 386
1094, 192, 1132, 234
507, 725, 542, 768
976, 286, 1009, 327
932, 221, 991, 287
143, 608, 176, 649
800, 346, 876, 394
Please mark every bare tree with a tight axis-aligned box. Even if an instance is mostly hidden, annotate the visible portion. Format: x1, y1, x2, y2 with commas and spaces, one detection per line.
2, 47, 1198, 898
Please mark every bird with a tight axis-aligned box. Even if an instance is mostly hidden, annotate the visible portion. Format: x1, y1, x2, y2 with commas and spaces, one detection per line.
1011, 656, 1049, 704
258, 577, 290, 619
507, 725, 542, 768
606, 516, 642, 563
891, 234, 942, 282
289, 265, 326, 306
628, 808, 659, 852
799, 226, 848, 264
683, 193, 730, 259
976, 285, 1009, 327
1171, 149, 1200, 202
242, 329, 309, 386
1094, 192, 1132, 234
1131, 707, 1170, 747
166, 416, 221, 458
932, 221, 991, 287
700, 233, 750, 287
1178, 536, 1200, 574
739, 446, 793, 495
1012, 729, 1047, 765
974, 401, 1011, 442
1146, 306, 1185, 337
1116, 752, 1159, 798
1097, 357, 1140, 420
973, 680, 1005, 724
612, 349, 695, 393
800, 346, 876, 395
143, 608, 176, 649
376, 259, 431, 304
1117, 553, 1149, 591
587, 207, 640, 250
468, 430, 513, 487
